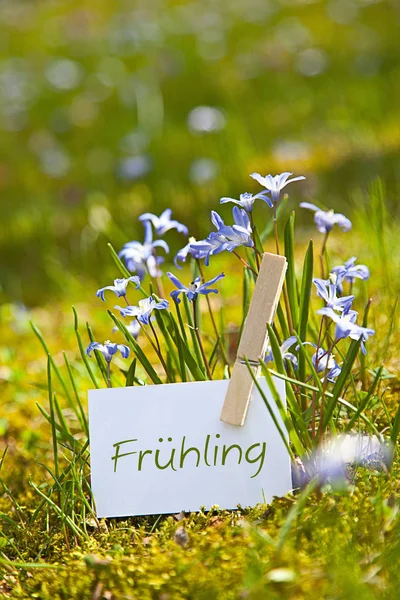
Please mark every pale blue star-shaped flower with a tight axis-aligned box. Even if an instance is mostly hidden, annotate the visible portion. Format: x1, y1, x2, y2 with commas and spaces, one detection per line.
313, 278, 355, 312
119, 221, 169, 279
86, 341, 130, 363
220, 191, 273, 212
115, 296, 169, 325
317, 306, 375, 354
265, 336, 298, 370
96, 276, 140, 301
250, 171, 305, 204
300, 203, 352, 234
139, 208, 188, 236
174, 237, 211, 268
190, 207, 254, 266
312, 347, 341, 382
331, 257, 370, 293
167, 272, 225, 304
112, 320, 141, 339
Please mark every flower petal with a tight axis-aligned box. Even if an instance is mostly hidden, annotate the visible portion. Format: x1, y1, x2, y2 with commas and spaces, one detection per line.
300, 202, 320, 212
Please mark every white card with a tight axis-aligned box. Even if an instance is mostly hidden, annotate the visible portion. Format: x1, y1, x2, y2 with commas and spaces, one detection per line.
88, 377, 292, 517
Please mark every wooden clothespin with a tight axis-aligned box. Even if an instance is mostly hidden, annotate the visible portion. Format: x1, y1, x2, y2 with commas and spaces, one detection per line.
220, 252, 287, 426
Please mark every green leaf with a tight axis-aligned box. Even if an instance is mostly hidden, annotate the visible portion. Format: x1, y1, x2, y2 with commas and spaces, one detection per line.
126, 359, 137, 387
174, 299, 188, 345
276, 302, 290, 340
47, 358, 59, 483
239, 267, 253, 342
244, 359, 296, 462
258, 361, 306, 457
297, 241, 314, 404
298, 241, 314, 344
284, 211, 299, 329
322, 339, 361, 431
63, 352, 89, 437
153, 309, 180, 381
182, 295, 205, 371
72, 307, 99, 389
267, 325, 312, 449
276, 479, 318, 553
346, 366, 382, 431
267, 368, 381, 436
31, 320, 78, 403
171, 319, 206, 381
107, 242, 147, 297
86, 322, 109, 385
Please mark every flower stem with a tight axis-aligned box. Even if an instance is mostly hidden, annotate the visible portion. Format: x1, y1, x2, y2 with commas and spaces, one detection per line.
249, 213, 261, 271
107, 362, 111, 388
320, 232, 329, 279
232, 251, 258, 276
196, 260, 231, 375
273, 204, 280, 255
149, 319, 162, 357
193, 299, 213, 380
151, 249, 166, 298
137, 318, 170, 379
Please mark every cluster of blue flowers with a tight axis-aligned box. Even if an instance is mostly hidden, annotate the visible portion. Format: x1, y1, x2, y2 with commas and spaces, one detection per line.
85, 169, 374, 387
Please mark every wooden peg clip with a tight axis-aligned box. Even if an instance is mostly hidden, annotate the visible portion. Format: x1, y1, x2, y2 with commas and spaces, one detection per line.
220, 252, 287, 426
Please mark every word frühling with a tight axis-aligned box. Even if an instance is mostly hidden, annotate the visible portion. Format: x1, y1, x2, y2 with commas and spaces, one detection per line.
111, 434, 267, 479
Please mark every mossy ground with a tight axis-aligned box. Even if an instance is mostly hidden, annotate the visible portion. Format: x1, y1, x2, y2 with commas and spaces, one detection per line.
3, 463, 400, 599
1, 222, 400, 599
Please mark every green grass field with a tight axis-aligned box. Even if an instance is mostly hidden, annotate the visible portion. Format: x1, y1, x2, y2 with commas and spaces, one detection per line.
1, 1, 400, 598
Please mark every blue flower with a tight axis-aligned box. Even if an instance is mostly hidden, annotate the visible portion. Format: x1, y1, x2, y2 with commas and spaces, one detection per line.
313, 278, 355, 312
139, 208, 188, 236
167, 272, 225, 304
96, 276, 140, 301
119, 221, 169, 279
86, 341, 130, 363
265, 336, 298, 370
331, 257, 370, 293
312, 347, 341, 382
250, 171, 305, 204
317, 307, 375, 354
174, 237, 211, 268
300, 202, 352, 234
190, 207, 254, 266
112, 320, 141, 339
220, 191, 273, 212
115, 296, 169, 325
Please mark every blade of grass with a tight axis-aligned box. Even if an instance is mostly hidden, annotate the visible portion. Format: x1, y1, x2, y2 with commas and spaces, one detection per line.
276, 479, 318, 553
31, 321, 76, 406
244, 358, 296, 463
284, 211, 299, 328
72, 307, 99, 389
47, 359, 59, 489
258, 361, 306, 457
267, 325, 312, 448
86, 322, 109, 385
322, 339, 361, 432
267, 368, 381, 436
126, 359, 137, 386
63, 352, 89, 437
298, 241, 314, 384
346, 366, 383, 431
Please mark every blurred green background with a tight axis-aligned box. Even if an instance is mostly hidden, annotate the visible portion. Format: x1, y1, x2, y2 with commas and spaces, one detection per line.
0, 0, 399, 305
